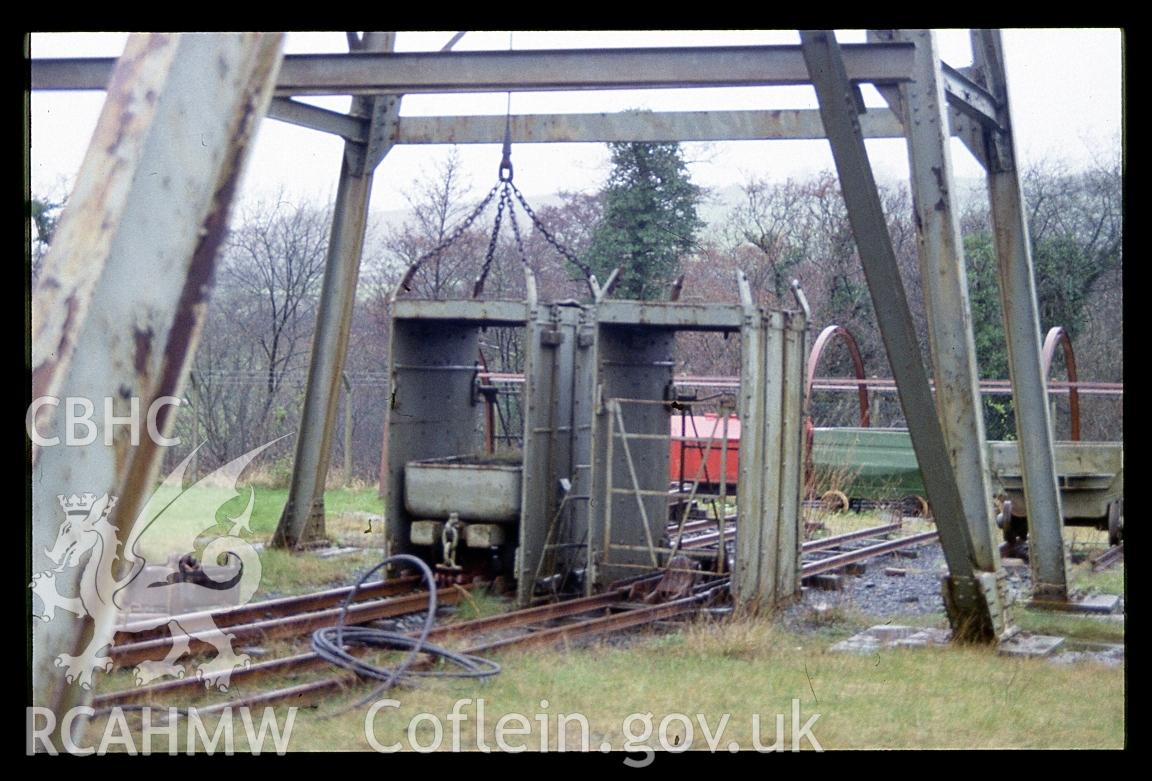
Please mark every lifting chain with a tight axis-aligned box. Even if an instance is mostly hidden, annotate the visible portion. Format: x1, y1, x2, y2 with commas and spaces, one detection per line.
398, 183, 500, 292
439, 512, 462, 572
398, 119, 593, 297
507, 182, 594, 282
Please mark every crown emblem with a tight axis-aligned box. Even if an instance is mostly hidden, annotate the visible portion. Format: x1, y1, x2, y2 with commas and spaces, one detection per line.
57, 493, 118, 518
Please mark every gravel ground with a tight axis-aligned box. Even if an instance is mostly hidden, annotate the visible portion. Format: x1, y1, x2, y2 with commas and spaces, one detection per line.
777, 537, 1125, 668
784, 538, 1078, 621
790, 540, 951, 621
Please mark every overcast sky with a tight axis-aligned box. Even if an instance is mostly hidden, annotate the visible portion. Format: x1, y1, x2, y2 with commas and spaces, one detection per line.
29, 30, 1123, 213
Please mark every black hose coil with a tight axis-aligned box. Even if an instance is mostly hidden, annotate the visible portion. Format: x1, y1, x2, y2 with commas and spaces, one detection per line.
310, 554, 500, 710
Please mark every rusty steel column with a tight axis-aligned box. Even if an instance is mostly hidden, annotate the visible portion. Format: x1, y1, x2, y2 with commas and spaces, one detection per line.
271, 160, 373, 547
272, 32, 400, 548
29, 32, 283, 748
887, 29, 1001, 571
800, 30, 1010, 641
971, 29, 1070, 600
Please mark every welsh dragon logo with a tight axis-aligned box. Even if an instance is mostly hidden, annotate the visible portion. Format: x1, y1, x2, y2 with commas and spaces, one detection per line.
30, 442, 277, 692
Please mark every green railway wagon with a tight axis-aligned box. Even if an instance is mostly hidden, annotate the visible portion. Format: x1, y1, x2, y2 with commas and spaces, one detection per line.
811, 428, 1123, 543
809, 427, 925, 508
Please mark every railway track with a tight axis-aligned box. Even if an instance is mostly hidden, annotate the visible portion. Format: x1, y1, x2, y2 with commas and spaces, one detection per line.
800, 529, 938, 577
110, 587, 462, 669
114, 575, 421, 644
667, 518, 933, 567
93, 521, 937, 714
1090, 542, 1124, 572
94, 572, 722, 711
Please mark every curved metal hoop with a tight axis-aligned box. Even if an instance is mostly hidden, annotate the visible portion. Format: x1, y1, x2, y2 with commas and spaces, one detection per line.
1041, 326, 1081, 441
805, 324, 871, 427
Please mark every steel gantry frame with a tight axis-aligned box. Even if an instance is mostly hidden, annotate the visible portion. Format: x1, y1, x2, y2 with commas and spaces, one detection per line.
29, 32, 284, 747
30, 29, 1073, 663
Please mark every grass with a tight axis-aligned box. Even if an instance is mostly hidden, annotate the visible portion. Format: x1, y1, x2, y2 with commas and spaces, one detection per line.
88, 613, 1124, 752
255, 549, 384, 597
228, 487, 386, 540
125, 485, 389, 597
92, 488, 1123, 752
1075, 563, 1124, 596
1014, 609, 1124, 644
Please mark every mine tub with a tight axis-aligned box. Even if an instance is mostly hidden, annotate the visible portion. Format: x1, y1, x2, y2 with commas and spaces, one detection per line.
404, 454, 523, 523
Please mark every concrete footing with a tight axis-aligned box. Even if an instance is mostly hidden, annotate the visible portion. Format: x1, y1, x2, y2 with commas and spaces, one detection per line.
829, 625, 951, 654
830, 624, 1081, 659
1027, 594, 1122, 615
997, 633, 1065, 657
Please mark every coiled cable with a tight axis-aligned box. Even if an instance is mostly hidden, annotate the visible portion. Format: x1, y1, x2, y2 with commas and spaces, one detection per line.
311, 554, 501, 713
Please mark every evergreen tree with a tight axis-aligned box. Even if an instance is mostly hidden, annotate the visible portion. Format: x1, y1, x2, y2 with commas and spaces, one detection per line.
585, 142, 704, 300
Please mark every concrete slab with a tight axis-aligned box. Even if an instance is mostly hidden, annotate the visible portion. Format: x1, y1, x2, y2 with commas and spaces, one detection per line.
830, 624, 954, 654
1028, 594, 1122, 615
1062, 640, 1125, 655
832, 624, 1082, 660
828, 634, 880, 654
997, 633, 1066, 658
866, 624, 920, 641
892, 628, 951, 648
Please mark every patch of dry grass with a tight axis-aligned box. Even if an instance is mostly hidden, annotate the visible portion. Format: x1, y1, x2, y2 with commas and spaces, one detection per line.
88, 611, 1123, 753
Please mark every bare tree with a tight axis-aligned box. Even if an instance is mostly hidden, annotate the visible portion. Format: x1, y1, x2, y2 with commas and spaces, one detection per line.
222, 196, 330, 406
384, 148, 489, 299
172, 195, 331, 470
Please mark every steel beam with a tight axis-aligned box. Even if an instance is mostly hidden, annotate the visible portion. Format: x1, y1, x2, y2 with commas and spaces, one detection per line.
941, 62, 1001, 128
244, 105, 906, 145
971, 29, 1070, 599
799, 30, 1008, 641
268, 97, 366, 142
32, 42, 916, 95
29, 32, 283, 747
889, 29, 1000, 572
271, 32, 397, 548
775, 311, 806, 600
395, 108, 905, 144
734, 274, 771, 608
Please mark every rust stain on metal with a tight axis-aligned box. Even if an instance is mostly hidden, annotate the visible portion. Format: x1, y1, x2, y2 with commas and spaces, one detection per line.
31, 293, 78, 402
30, 35, 180, 420
102, 36, 173, 155
133, 326, 154, 376
931, 165, 945, 189
151, 41, 280, 439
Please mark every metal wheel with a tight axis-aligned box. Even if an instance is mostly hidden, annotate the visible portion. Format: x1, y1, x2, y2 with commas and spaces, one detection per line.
1108, 499, 1123, 546
820, 489, 849, 513
902, 494, 930, 519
